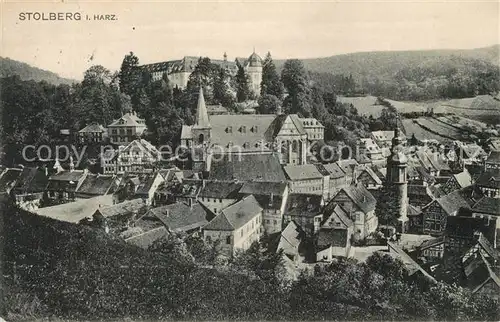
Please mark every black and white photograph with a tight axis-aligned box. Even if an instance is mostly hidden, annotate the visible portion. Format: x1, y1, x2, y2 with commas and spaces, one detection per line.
0, 0, 499, 320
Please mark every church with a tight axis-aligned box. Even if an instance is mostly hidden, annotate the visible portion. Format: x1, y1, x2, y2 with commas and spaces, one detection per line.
180, 87, 324, 169
140, 50, 263, 97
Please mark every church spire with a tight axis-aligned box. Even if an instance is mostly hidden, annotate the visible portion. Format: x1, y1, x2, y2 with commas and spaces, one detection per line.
195, 86, 210, 128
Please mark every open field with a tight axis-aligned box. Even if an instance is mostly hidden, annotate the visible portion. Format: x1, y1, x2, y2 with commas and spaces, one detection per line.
338, 94, 500, 125
402, 119, 455, 143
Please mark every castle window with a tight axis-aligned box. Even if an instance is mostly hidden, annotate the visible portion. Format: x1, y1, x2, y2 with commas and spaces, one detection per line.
198, 133, 204, 144
240, 126, 246, 133
226, 126, 232, 133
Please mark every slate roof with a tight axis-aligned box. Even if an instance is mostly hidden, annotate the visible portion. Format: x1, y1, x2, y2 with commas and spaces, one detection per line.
408, 184, 434, 198
79, 124, 106, 133
283, 164, 324, 181
135, 172, 162, 195
472, 197, 500, 216
76, 174, 119, 196
339, 183, 376, 214
434, 190, 471, 216
322, 163, 345, 179
121, 139, 159, 158
149, 201, 210, 232
199, 181, 243, 199
209, 114, 276, 150
209, 153, 286, 182
108, 112, 145, 127
476, 169, 500, 189
486, 150, 500, 164
322, 204, 354, 228
357, 167, 382, 185
97, 199, 146, 218
277, 221, 304, 255
285, 194, 323, 218
13, 167, 49, 193
48, 170, 86, 182
387, 242, 437, 283
239, 181, 287, 196
0, 168, 22, 192
253, 194, 283, 211
204, 195, 263, 231
336, 159, 359, 175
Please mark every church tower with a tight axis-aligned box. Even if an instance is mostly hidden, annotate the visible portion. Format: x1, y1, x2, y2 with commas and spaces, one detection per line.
386, 125, 409, 232
192, 86, 211, 146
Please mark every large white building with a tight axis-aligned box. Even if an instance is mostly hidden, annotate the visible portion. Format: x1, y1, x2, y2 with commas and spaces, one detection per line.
140, 51, 263, 97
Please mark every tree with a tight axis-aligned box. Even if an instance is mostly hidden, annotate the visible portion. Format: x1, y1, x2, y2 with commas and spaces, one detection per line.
235, 61, 252, 102
257, 94, 281, 114
232, 241, 286, 284
119, 52, 141, 97
374, 184, 401, 227
213, 68, 235, 108
281, 59, 312, 116
260, 52, 284, 99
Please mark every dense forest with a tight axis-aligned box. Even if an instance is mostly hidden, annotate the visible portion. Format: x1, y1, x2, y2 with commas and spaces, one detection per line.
306, 56, 500, 101
1, 198, 498, 320
0, 57, 75, 85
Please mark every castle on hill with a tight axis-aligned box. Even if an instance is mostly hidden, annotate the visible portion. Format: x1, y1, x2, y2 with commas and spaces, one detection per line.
140, 50, 263, 96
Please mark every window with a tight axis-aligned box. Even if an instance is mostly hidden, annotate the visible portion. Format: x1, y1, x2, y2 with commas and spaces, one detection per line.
266, 219, 270, 224
214, 208, 217, 213
273, 220, 277, 225
226, 236, 231, 244
219, 199, 222, 203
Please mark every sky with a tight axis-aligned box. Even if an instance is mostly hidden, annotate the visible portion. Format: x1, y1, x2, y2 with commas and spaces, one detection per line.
1, 0, 499, 80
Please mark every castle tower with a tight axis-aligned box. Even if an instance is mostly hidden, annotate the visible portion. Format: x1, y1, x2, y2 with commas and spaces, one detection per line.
246, 49, 263, 97
386, 126, 409, 232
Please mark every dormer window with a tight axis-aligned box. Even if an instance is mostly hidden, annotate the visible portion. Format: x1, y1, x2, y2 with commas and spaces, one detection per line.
240, 126, 246, 133
252, 126, 258, 133
226, 126, 233, 133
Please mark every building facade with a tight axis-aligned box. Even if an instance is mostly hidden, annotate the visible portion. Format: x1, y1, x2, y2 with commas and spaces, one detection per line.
107, 112, 147, 145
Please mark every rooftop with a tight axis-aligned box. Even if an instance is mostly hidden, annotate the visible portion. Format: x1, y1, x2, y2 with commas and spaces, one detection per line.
209, 153, 286, 182
97, 199, 146, 218
204, 195, 263, 231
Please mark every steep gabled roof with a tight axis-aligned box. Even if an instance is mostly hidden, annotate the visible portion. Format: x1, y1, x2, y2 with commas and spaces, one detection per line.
338, 183, 376, 214
317, 228, 349, 251
285, 194, 323, 218
79, 124, 106, 133
472, 197, 500, 215
14, 167, 49, 193
199, 181, 243, 199
486, 150, 500, 164
239, 181, 287, 196
76, 174, 120, 196
108, 112, 145, 127
476, 169, 500, 189
283, 164, 323, 181
209, 153, 286, 182
150, 201, 210, 232
322, 204, 354, 228
97, 199, 146, 218
322, 162, 345, 179
433, 190, 471, 216
204, 195, 263, 231
277, 221, 304, 254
